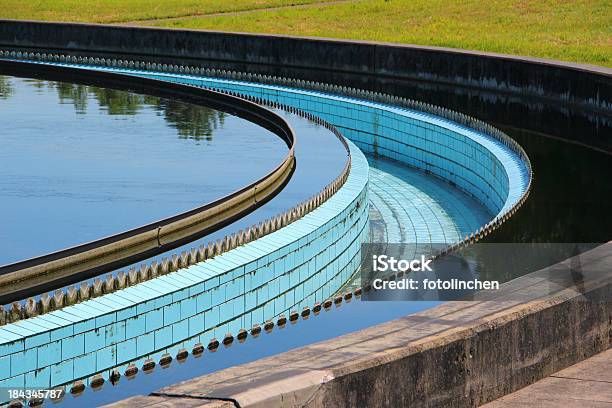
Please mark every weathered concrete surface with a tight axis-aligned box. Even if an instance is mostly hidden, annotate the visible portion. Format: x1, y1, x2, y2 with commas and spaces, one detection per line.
107, 243, 612, 407
0, 20, 610, 112
107, 395, 233, 407
483, 348, 612, 407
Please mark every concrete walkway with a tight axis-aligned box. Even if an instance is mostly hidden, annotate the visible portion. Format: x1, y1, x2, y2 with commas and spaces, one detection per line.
109, 350, 612, 408
483, 348, 612, 407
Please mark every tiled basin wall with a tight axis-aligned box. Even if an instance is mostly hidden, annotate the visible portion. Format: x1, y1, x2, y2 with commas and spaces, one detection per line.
0, 66, 530, 394
0, 141, 369, 392
137, 73, 528, 216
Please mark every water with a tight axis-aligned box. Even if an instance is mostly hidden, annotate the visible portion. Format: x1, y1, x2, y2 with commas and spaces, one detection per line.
0, 72, 350, 300
0, 75, 287, 265
64, 106, 350, 292
99, 106, 350, 277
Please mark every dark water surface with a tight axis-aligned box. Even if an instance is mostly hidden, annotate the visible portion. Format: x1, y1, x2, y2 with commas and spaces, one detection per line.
0, 75, 287, 265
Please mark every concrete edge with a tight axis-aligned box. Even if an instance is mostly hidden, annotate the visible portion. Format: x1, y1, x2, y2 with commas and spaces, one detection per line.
0, 18, 610, 75
106, 243, 612, 407
0, 20, 609, 114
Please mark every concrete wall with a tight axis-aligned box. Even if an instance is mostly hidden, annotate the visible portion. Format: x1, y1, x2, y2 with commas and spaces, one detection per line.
0, 20, 609, 112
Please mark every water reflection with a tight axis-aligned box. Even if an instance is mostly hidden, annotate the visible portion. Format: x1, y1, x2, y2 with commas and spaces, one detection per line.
0, 75, 226, 141
153, 98, 225, 141
0, 75, 12, 98
0, 74, 286, 266
56, 82, 88, 113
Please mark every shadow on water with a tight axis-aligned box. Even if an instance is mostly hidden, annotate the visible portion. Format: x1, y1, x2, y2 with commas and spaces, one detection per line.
164, 62, 612, 260
265, 66, 612, 244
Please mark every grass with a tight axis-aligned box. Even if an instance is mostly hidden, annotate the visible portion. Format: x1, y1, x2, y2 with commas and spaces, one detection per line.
0, 0, 337, 24
149, 0, 612, 67
1, 0, 609, 66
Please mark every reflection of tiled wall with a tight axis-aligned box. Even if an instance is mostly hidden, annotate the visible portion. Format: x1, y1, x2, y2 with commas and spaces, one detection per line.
141, 73, 526, 216
0, 142, 369, 392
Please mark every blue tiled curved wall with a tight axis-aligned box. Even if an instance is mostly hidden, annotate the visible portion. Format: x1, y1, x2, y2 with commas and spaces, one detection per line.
0, 141, 369, 392
130, 72, 528, 217
0, 60, 530, 395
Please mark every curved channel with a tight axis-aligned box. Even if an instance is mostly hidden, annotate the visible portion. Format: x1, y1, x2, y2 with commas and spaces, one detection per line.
0, 53, 534, 400
128, 68, 531, 236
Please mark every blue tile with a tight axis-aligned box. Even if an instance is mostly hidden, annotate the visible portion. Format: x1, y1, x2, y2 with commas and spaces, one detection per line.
105, 321, 126, 346
188, 314, 204, 337
145, 309, 163, 332
84, 328, 105, 354
50, 359, 73, 386
25, 366, 50, 388
96, 345, 116, 371
125, 314, 146, 339
37, 340, 61, 368
0, 374, 24, 389
154, 326, 172, 349
0, 355, 10, 376
24, 332, 51, 349
163, 302, 181, 326
136, 332, 154, 355
62, 333, 85, 360
95, 312, 116, 328
179, 296, 197, 320
172, 320, 188, 343
73, 352, 96, 378
117, 338, 137, 364
10, 347, 37, 376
